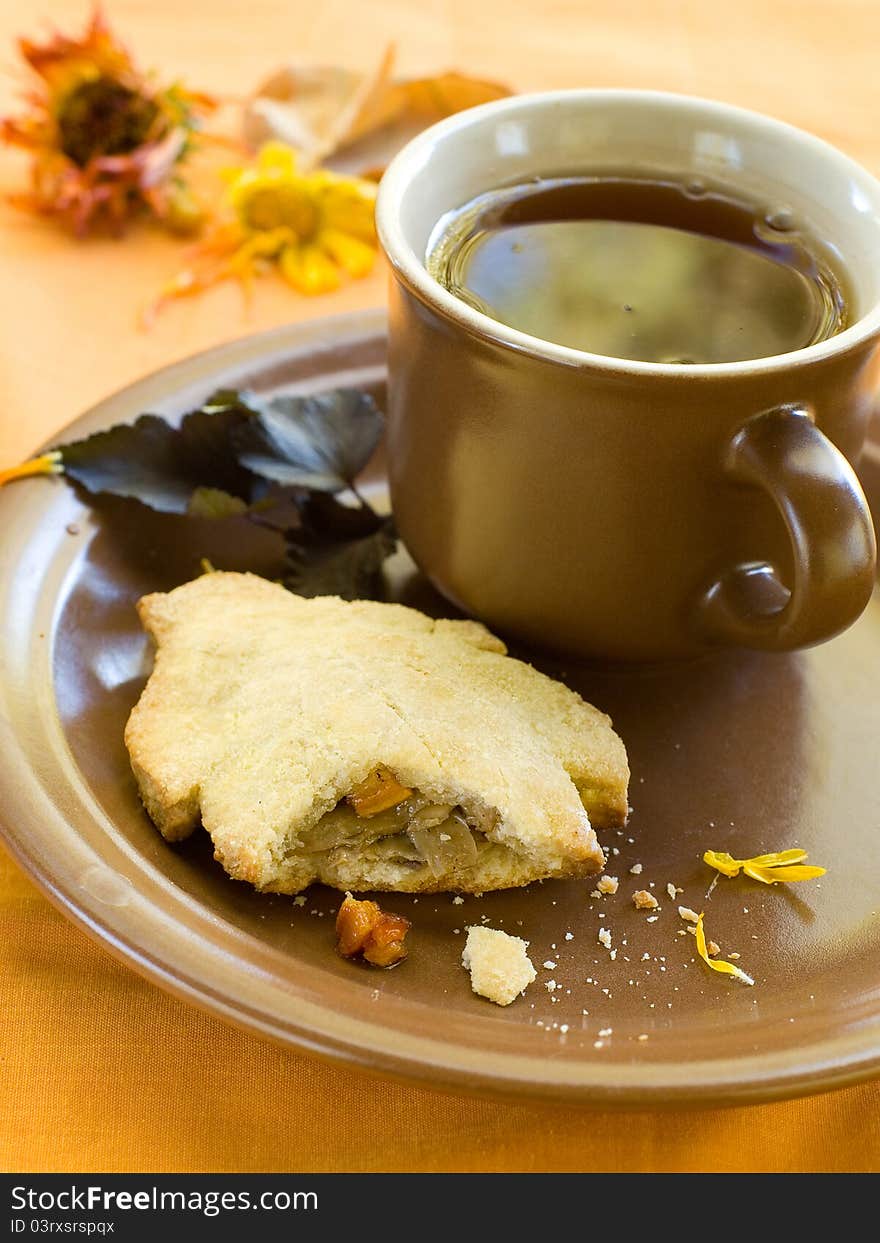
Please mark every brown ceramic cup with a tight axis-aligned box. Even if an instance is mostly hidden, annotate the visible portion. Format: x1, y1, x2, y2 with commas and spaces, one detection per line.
376, 90, 878, 661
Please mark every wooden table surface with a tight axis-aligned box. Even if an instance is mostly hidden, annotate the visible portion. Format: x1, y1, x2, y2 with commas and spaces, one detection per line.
2, 0, 879, 1174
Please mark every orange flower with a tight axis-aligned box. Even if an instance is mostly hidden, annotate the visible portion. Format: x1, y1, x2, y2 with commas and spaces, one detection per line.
1, 6, 213, 235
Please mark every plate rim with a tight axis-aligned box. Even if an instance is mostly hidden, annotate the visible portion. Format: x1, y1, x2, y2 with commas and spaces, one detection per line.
2, 307, 880, 1109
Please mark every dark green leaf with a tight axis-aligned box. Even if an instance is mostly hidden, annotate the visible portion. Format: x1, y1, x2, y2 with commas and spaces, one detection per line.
58, 407, 257, 514
233, 388, 383, 492
283, 493, 397, 600
45, 384, 395, 602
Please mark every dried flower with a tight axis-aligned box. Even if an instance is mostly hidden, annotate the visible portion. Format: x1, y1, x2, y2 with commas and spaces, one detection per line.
1, 7, 213, 235
694, 913, 754, 986
153, 142, 377, 313
703, 848, 826, 885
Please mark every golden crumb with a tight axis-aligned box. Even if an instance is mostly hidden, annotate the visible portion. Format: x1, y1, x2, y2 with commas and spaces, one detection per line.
632, 889, 659, 911
678, 905, 700, 923
461, 926, 536, 1006
707, 940, 721, 956
597, 875, 619, 894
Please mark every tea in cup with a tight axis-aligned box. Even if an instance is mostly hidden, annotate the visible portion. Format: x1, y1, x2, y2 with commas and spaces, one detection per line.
377, 90, 877, 661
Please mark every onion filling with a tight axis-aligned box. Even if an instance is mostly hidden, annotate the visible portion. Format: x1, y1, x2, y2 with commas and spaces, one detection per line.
300, 793, 486, 876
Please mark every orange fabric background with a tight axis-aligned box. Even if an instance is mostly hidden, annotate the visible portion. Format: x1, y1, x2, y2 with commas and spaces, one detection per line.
1, 0, 879, 1172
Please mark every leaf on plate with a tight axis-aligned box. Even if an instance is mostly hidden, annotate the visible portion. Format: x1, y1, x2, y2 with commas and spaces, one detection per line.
283, 492, 398, 599
233, 388, 384, 492
56, 408, 257, 514
2, 386, 383, 513
0, 384, 394, 602
243, 44, 511, 174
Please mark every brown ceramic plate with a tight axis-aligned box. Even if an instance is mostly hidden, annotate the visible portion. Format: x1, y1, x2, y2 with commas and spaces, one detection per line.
2, 310, 879, 1108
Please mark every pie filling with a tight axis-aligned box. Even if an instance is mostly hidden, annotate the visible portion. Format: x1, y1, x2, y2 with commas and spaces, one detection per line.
294, 767, 499, 877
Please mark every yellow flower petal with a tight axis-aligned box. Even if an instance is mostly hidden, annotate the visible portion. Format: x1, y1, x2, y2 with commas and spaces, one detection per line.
701, 850, 741, 877
703, 847, 825, 884
746, 850, 809, 867
279, 242, 341, 295
695, 913, 754, 985
234, 226, 295, 261
256, 141, 299, 175
742, 863, 827, 885
319, 227, 376, 278
319, 182, 376, 243
0, 452, 63, 488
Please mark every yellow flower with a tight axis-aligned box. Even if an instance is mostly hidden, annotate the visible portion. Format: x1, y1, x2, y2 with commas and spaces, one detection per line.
694, 913, 754, 986
703, 848, 826, 885
1, 7, 213, 235
153, 143, 377, 315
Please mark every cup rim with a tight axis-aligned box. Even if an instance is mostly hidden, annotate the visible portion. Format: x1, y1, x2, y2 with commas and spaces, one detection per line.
376, 88, 880, 376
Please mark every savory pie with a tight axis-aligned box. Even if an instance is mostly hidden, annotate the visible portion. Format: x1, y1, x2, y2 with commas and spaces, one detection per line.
125, 572, 629, 894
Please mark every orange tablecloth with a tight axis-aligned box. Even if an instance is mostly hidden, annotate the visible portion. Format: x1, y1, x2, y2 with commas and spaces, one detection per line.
2, 0, 879, 1173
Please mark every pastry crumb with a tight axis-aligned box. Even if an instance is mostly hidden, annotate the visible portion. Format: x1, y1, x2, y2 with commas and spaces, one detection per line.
597, 874, 619, 894
678, 905, 700, 923
461, 926, 536, 1006
707, 940, 721, 957
598, 927, 612, 949
632, 889, 659, 911
629, 862, 643, 875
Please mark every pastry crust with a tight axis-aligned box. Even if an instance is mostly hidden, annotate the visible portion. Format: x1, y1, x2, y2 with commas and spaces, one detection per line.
125, 572, 629, 894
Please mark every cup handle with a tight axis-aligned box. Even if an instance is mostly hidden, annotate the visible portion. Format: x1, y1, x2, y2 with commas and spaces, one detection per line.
697, 404, 876, 651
